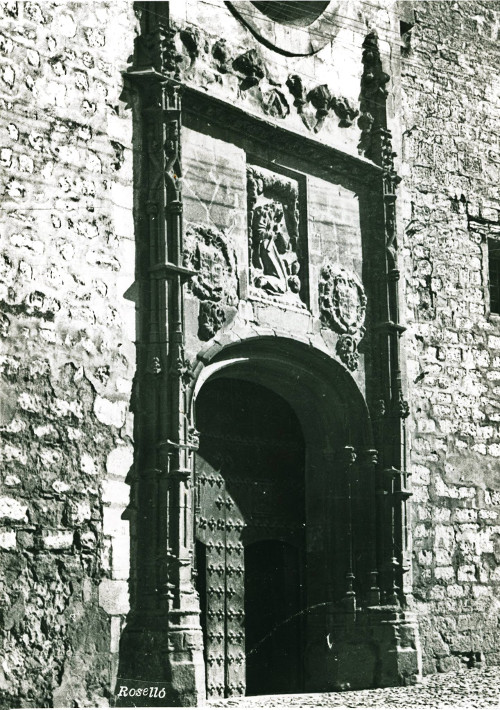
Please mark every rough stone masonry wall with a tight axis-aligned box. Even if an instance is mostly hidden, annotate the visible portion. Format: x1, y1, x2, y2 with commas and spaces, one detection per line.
0, 1, 136, 706
401, 0, 500, 675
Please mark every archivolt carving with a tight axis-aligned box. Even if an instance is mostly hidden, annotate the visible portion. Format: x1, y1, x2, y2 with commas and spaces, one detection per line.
183, 225, 238, 340
247, 167, 305, 307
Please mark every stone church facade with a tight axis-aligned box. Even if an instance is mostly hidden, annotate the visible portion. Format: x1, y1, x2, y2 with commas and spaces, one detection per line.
0, 0, 499, 706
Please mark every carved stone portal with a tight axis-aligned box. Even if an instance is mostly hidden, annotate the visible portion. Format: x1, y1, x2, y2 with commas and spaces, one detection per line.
319, 261, 366, 370
247, 166, 306, 308
183, 225, 238, 340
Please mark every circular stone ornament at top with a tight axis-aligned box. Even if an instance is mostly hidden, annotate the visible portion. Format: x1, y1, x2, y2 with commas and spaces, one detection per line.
226, 0, 345, 56
251, 1, 330, 26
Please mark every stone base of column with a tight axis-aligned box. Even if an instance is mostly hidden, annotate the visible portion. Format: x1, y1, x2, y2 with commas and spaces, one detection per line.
320, 606, 422, 692
115, 613, 206, 707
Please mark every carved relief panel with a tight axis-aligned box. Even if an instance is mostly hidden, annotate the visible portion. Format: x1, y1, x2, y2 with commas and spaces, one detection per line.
247, 166, 307, 308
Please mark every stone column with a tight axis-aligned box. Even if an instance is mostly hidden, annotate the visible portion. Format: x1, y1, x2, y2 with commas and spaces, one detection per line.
360, 31, 413, 608
340, 446, 357, 613
361, 449, 380, 606
118, 4, 205, 705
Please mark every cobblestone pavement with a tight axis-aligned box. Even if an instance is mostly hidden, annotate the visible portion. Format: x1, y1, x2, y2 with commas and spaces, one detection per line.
208, 667, 500, 708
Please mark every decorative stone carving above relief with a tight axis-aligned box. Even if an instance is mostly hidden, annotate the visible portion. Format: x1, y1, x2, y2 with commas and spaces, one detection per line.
286, 76, 359, 133
179, 27, 201, 66
212, 39, 231, 74
183, 226, 238, 341
232, 49, 265, 91
319, 261, 366, 370
247, 167, 306, 308
262, 88, 290, 119
162, 24, 359, 133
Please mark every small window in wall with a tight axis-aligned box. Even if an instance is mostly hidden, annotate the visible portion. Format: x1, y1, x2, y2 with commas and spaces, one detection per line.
489, 238, 500, 314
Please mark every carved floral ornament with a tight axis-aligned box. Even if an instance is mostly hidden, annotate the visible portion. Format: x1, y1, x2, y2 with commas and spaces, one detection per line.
161, 22, 360, 133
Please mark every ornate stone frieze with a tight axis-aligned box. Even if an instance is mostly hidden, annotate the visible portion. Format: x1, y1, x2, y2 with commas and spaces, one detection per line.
306, 84, 332, 132
183, 225, 238, 340
161, 27, 183, 78
212, 39, 231, 73
179, 27, 200, 65
330, 96, 359, 128
286, 74, 306, 106
247, 166, 306, 308
262, 88, 290, 119
287, 76, 359, 132
232, 49, 265, 90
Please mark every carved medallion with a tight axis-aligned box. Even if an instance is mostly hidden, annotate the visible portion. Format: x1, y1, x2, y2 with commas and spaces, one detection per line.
319, 261, 366, 335
247, 166, 306, 308
319, 261, 366, 371
183, 225, 238, 340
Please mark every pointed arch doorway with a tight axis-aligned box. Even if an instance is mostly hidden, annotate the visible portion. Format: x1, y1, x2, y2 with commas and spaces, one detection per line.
192, 337, 373, 701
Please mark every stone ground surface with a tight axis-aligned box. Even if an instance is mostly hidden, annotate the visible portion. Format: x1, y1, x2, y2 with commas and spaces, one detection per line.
208, 667, 500, 708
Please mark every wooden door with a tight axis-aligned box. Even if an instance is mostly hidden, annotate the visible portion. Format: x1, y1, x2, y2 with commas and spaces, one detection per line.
195, 378, 305, 700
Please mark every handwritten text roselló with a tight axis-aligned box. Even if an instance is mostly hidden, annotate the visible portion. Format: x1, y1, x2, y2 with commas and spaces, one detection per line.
117, 686, 167, 699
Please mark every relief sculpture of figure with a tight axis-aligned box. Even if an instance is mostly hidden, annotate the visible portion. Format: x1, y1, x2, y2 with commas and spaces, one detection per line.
250, 175, 302, 301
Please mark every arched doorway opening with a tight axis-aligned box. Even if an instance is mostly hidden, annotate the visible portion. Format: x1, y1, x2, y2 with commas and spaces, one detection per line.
191, 337, 374, 700
195, 378, 305, 697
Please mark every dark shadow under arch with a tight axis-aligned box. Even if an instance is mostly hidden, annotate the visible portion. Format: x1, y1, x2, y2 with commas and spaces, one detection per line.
245, 539, 304, 695
191, 336, 373, 452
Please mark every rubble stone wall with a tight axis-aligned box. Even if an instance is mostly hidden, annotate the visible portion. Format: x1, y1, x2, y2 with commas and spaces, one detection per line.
0, 1, 136, 706
401, 0, 500, 675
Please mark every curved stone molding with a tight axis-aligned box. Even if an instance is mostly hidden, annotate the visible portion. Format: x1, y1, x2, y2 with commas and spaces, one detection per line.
227, 1, 345, 57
